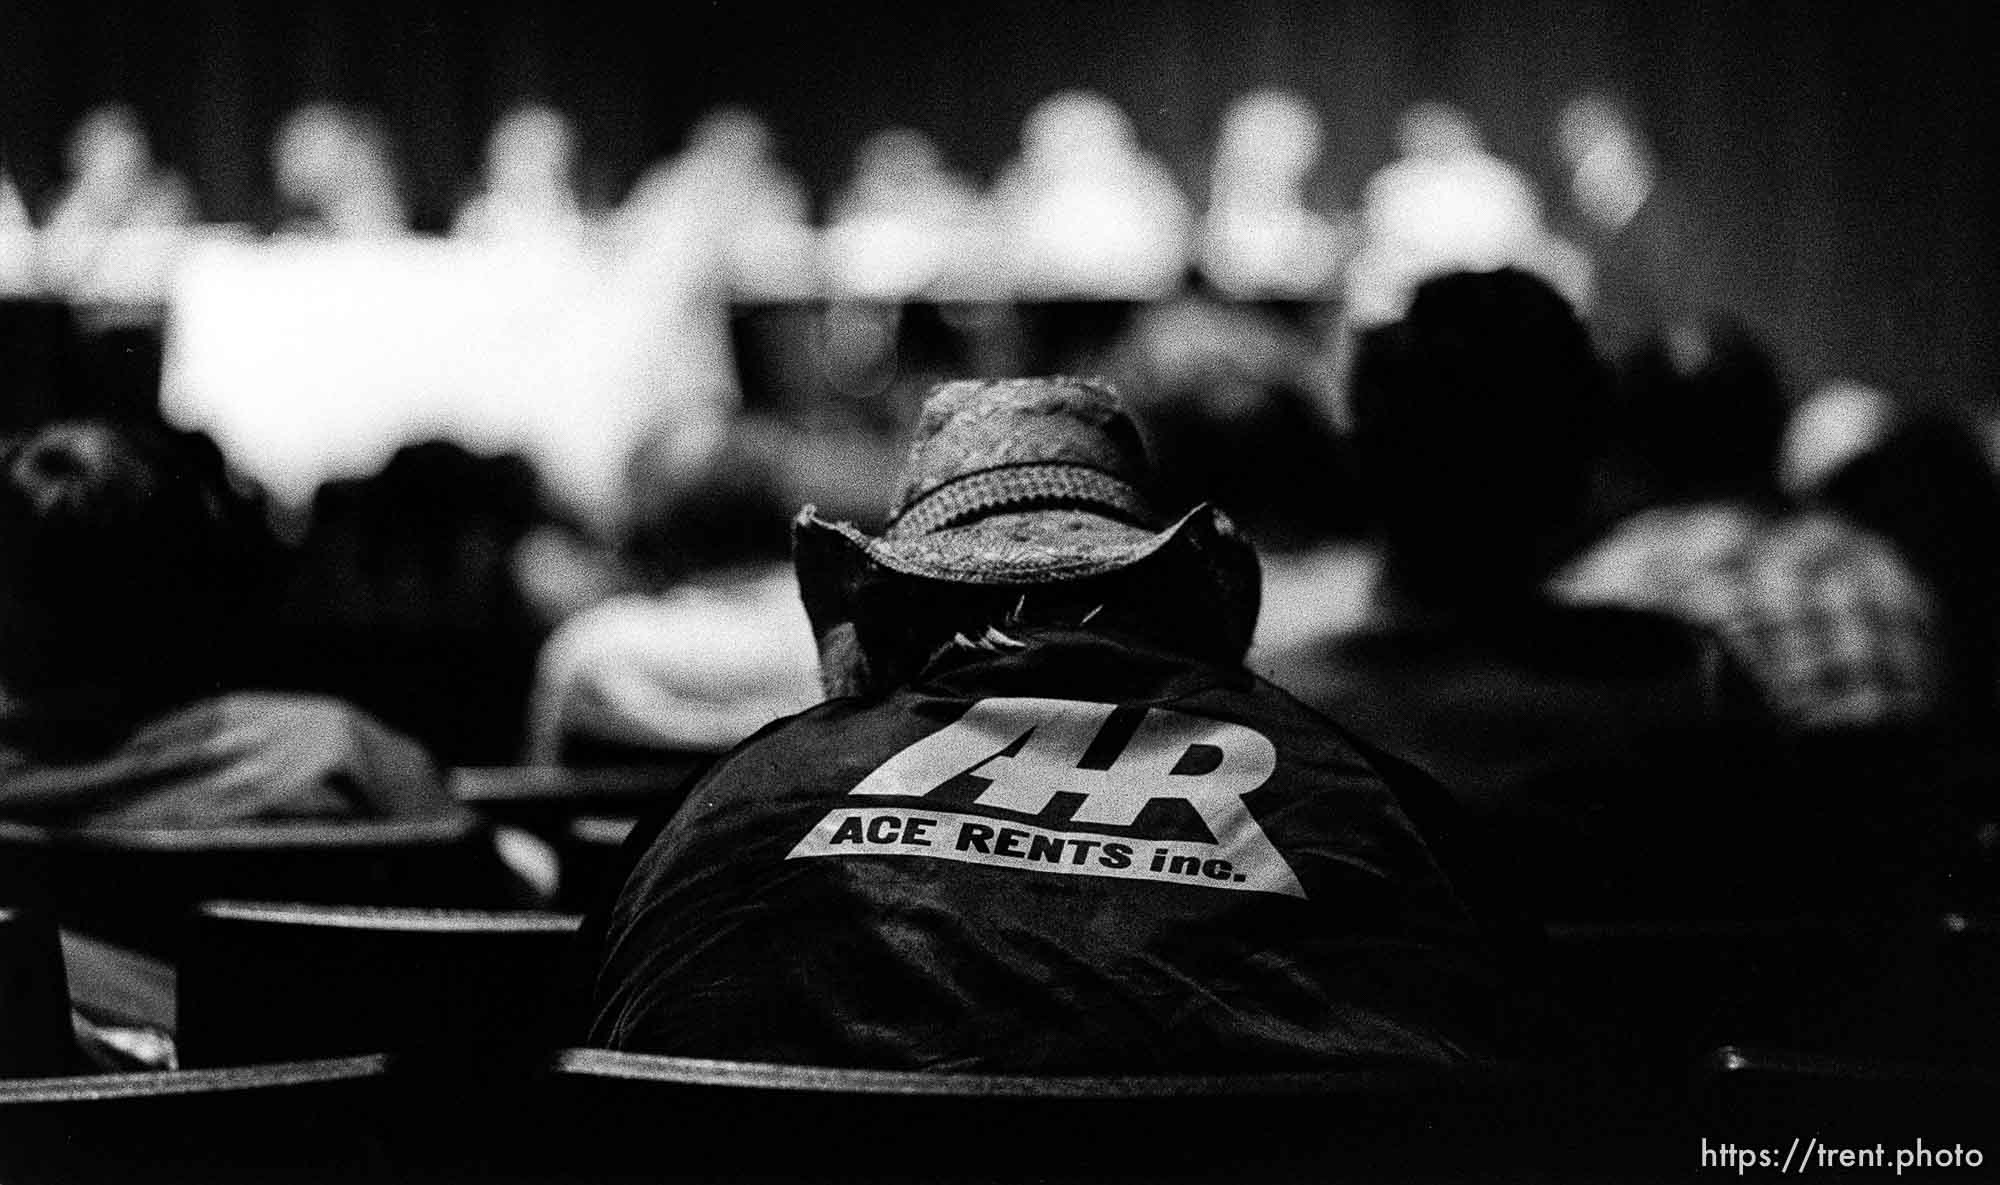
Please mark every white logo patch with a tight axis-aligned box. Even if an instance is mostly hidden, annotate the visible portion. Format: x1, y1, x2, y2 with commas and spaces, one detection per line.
787, 697, 1305, 897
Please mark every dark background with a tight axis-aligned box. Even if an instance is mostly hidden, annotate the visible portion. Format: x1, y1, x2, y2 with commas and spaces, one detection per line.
2, 0, 1994, 411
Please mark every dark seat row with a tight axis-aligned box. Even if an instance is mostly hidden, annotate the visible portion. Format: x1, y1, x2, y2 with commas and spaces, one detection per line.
0, 1044, 1991, 1185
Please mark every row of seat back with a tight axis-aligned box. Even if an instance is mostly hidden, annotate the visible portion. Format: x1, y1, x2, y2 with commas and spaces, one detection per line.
449, 764, 698, 908
0, 818, 530, 958
177, 902, 583, 1068
21, 893, 1999, 1084
1539, 911, 2000, 1075
0, 1054, 392, 1184
6, 1045, 1988, 1184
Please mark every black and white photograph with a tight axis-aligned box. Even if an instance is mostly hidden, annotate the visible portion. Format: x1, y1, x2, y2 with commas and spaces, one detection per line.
1, 1, 1995, 1180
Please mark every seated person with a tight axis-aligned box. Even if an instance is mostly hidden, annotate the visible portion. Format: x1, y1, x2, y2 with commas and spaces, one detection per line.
526, 419, 822, 764
0, 420, 452, 826
1255, 269, 1766, 914
588, 378, 1505, 1070
1554, 320, 1947, 733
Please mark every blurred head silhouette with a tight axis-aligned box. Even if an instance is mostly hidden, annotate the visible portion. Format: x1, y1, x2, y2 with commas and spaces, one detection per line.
1612, 317, 1789, 505
484, 103, 578, 198
1021, 90, 1137, 165
1212, 89, 1322, 201
1347, 268, 1608, 606
65, 105, 152, 192
0, 421, 234, 698
620, 418, 792, 588
1395, 102, 1483, 160
272, 102, 406, 234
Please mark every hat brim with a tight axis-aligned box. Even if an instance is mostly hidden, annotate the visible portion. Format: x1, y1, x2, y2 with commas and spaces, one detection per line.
792, 503, 1262, 658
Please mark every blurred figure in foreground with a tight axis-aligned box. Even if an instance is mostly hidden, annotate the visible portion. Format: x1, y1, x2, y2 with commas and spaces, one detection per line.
527, 418, 821, 764
1257, 270, 1764, 915
271, 102, 410, 237
590, 378, 1507, 1069
1345, 102, 1589, 328
1554, 321, 1947, 732
1200, 88, 1355, 298
454, 102, 589, 241
0, 420, 452, 825
991, 90, 1191, 297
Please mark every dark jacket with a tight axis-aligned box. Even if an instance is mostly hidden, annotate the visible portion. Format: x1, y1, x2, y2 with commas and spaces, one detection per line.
589, 627, 1503, 1071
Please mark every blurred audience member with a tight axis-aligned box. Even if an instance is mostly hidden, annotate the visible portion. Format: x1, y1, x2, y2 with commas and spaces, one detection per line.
0, 420, 451, 825
1553, 92, 1716, 359
1107, 274, 1358, 550
1778, 380, 1899, 499
269, 440, 548, 765
1, 171, 37, 296
1256, 270, 1761, 912
990, 90, 1191, 298
1788, 385, 2000, 720
1345, 102, 1588, 327
1200, 89, 1355, 298
37, 105, 195, 306
617, 106, 816, 298
590, 378, 1505, 1069
527, 418, 820, 764
271, 102, 410, 237
1554, 320, 1947, 731
609, 108, 814, 425
454, 103, 589, 241
822, 127, 985, 299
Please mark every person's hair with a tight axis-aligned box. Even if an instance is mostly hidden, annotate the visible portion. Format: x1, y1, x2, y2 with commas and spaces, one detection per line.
622, 420, 792, 588
0, 419, 233, 695
1611, 316, 1789, 503
1345, 267, 1608, 606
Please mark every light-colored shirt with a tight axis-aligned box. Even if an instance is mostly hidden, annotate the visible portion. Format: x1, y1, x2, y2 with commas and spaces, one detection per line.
527, 565, 824, 761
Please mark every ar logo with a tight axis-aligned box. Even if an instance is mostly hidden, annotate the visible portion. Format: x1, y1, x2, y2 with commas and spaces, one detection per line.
788, 697, 1305, 898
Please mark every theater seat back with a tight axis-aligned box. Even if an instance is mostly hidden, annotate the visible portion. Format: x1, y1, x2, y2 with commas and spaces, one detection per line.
178, 902, 582, 1068
0, 817, 525, 957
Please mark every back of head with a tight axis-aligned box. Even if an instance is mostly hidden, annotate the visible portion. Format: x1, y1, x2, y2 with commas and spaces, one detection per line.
1347, 267, 1607, 605
623, 419, 793, 588
1613, 317, 1788, 504
0, 420, 229, 696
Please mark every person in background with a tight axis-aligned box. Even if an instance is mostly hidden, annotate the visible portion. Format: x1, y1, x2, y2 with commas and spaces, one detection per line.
0, 419, 452, 825
37, 104, 195, 307
589, 377, 1508, 1070
526, 417, 821, 765
990, 91, 1192, 298
1199, 88, 1356, 299
1552, 92, 1717, 362
270, 102, 410, 237
1343, 102, 1589, 329
1554, 320, 1946, 733
1785, 383, 2000, 723
1255, 269, 1764, 915
821, 126, 985, 300
615, 106, 816, 299
454, 102, 589, 241
1, 170, 38, 296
